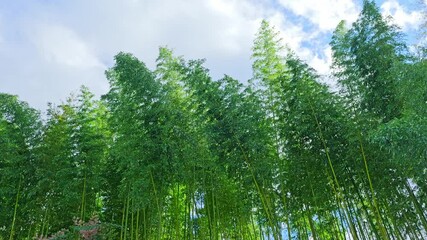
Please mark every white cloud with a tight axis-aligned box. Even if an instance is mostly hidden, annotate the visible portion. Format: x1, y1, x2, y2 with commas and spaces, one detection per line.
277, 0, 359, 31
205, 0, 262, 54
0, 0, 421, 111
56, 0, 270, 75
309, 46, 332, 76
0, 0, 273, 110
263, 12, 330, 77
32, 24, 104, 69
267, 13, 307, 52
381, 0, 422, 30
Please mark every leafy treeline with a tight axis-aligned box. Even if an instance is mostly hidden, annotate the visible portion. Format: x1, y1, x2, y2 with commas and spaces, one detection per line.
1, 1, 426, 239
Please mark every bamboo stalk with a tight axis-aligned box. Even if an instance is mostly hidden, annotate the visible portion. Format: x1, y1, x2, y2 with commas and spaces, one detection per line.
404, 180, 427, 231
236, 140, 279, 239
130, 199, 134, 239
124, 194, 130, 240
309, 101, 360, 239
80, 171, 87, 221
149, 169, 162, 239
358, 135, 389, 240
175, 183, 180, 239
120, 194, 127, 240
143, 208, 147, 240
9, 175, 22, 240
136, 209, 140, 240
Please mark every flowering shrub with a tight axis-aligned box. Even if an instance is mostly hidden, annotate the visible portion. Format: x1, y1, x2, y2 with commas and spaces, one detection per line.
73, 215, 100, 240
35, 215, 118, 240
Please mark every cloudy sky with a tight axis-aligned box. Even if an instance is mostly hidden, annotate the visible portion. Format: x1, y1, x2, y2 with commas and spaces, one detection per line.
0, 0, 424, 112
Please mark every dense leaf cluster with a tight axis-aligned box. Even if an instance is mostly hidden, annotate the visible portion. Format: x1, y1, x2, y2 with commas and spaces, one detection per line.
1, 1, 426, 239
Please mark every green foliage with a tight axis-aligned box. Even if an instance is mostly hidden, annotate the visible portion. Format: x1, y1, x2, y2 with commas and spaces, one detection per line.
252, 20, 287, 86
331, 0, 407, 124
1, 2, 427, 239
32, 87, 109, 237
0, 93, 41, 239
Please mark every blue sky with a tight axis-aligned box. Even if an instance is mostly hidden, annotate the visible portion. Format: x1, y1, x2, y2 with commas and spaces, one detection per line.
0, 0, 425, 112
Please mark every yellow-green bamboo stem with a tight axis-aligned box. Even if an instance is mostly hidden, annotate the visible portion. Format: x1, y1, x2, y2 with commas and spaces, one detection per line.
130, 199, 134, 239
120, 195, 127, 240
173, 184, 178, 239
236, 140, 278, 239
39, 206, 49, 239
80, 171, 87, 220
149, 169, 162, 239
143, 208, 147, 240
309, 102, 358, 240
358, 136, 389, 240
404, 180, 427, 232
306, 209, 318, 240
123, 195, 130, 240
136, 209, 140, 240
9, 175, 22, 240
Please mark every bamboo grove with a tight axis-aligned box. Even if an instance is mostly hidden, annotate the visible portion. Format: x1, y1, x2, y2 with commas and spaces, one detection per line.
1, 1, 426, 239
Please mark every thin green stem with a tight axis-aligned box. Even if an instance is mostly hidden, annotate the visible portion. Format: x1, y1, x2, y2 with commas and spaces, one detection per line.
80, 171, 87, 220
9, 175, 22, 240
236, 139, 279, 240
358, 135, 389, 240
149, 169, 162, 239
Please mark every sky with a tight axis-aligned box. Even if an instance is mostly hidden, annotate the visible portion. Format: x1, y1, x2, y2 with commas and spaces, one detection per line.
0, 0, 425, 112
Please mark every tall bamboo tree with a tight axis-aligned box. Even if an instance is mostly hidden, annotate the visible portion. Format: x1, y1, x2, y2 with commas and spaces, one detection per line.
0, 93, 41, 239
